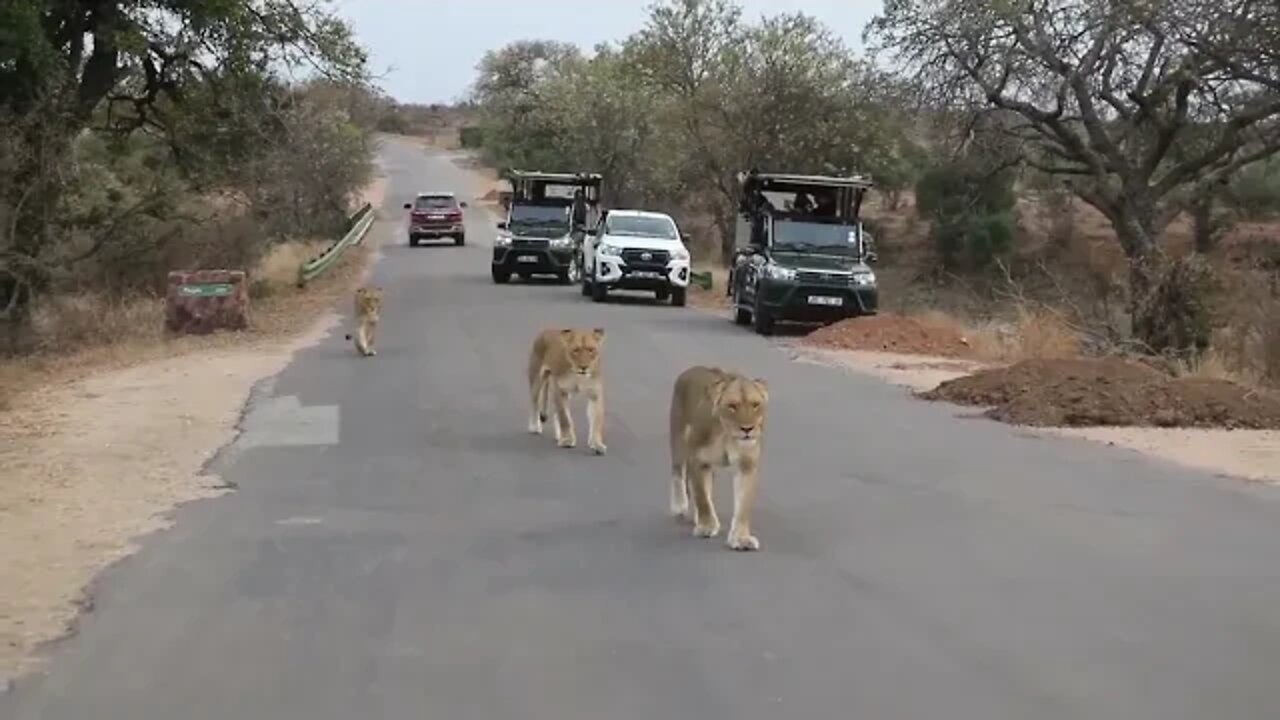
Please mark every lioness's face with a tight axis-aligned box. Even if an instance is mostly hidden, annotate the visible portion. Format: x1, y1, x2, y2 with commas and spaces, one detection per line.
357, 287, 383, 315
713, 377, 768, 443
560, 328, 604, 375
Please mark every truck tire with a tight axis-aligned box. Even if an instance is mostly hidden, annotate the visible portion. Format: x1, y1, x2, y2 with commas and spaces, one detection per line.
752, 297, 775, 336
491, 267, 510, 284
671, 286, 687, 307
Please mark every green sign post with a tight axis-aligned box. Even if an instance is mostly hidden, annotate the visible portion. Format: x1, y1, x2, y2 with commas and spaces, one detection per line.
178, 283, 234, 298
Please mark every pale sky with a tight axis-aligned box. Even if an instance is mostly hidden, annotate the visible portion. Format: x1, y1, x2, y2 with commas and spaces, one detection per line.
334, 0, 882, 104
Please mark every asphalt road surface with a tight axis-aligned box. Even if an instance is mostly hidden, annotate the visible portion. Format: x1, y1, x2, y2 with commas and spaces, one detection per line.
6, 136, 1280, 720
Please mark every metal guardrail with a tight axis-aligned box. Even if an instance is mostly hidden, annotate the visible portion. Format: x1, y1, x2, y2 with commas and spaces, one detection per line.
296, 203, 376, 287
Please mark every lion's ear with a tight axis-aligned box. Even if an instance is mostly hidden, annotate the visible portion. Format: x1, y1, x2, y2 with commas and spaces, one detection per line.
592, 327, 605, 339
559, 328, 575, 340
752, 378, 769, 402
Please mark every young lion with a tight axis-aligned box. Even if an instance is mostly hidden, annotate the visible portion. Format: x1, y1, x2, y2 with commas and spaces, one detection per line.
527, 327, 607, 455
343, 286, 383, 357
669, 365, 769, 551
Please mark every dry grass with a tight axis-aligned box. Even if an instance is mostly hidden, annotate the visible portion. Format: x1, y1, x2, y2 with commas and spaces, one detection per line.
0, 239, 372, 410
965, 306, 1083, 363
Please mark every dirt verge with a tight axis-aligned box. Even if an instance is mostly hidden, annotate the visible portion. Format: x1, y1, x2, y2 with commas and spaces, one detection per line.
0, 175, 387, 682
803, 312, 980, 358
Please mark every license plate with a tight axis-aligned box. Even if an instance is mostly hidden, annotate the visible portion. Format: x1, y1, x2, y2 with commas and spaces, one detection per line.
629, 271, 660, 279
518, 255, 539, 263
427, 214, 444, 219
808, 295, 843, 306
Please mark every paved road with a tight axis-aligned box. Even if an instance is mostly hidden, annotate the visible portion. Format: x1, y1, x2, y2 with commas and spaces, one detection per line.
7, 136, 1280, 719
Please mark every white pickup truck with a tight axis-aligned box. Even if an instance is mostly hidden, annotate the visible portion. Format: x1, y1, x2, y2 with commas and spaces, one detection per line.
580, 209, 692, 306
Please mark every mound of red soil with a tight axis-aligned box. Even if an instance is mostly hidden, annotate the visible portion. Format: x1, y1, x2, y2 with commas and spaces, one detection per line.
804, 313, 976, 358
920, 357, 1280, 429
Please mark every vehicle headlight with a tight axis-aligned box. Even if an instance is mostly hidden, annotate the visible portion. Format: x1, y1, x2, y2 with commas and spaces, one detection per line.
853, 271, 876, 286
765, 264, 796, 281
494, 234, 512, 247
672, 246, 690, 261
598, 243, 622, 257
550, 235, 574, 248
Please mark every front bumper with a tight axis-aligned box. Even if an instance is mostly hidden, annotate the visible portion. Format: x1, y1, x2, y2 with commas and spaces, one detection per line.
410, 223, 464, 237
594, 254, 691, 290
492, 242, 575, 274
757, 277, 878, 319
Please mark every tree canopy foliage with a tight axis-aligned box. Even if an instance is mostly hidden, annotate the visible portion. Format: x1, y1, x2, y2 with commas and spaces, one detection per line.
867, 0, 1280, 351
470, 0, 923, 262
0, 0, 375, 343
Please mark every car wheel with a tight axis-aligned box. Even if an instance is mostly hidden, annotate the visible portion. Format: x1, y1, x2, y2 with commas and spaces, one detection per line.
491, 267, 510, 284
655, 287, 670, 302
409, 235, 419, 247
752, 295, 775, 336
567, 254, 582, 285
732, 287, 752, 325
591, 274, 608, 303
455, 234, 465, 246
580, 273, 592, 297
671, 286, 687, 307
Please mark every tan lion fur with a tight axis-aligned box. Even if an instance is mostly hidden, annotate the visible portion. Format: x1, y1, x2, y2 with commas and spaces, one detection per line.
527, 327, 607, 455
668, 365, 769, 551
343, 286, 383, 357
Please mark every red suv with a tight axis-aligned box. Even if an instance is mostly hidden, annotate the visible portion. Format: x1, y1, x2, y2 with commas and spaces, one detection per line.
403, 192, 467, 247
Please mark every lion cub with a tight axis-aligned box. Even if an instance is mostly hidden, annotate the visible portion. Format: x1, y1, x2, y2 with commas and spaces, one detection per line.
343, 286, 383, 357
527, 327, 607, 455
669, 365, 769, 551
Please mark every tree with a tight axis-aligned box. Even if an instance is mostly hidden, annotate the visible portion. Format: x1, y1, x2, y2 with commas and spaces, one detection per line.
1, 0, 367, 331
868, 0, 1280, 352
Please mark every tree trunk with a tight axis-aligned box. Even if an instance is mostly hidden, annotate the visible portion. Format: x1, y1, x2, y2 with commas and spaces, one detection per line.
1190, 195, 1216, 253
714, 202, 735, 267
1115, 210, 1213, 357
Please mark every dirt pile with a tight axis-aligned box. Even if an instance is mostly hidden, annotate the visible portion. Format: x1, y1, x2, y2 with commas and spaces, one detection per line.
920, 357, 1280, 429
804, 312, 976, 358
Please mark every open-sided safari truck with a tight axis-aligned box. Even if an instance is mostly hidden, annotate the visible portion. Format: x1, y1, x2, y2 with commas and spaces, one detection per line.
491, 170, 603, 284
727, 170, 878, 335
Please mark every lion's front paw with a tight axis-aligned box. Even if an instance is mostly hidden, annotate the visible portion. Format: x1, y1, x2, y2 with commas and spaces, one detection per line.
557, 435, 577, 449
727, 532, 760, 551
588, 440, 607, 455
693, 521, 720, 538
366, 349, 376, 356
528, 418, 543, 434
669, 499, 689, 518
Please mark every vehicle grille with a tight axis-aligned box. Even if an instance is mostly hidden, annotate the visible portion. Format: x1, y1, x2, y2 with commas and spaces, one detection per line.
512, 239, 549, 250
621, 248, 670, 270
796, 270, 855, 287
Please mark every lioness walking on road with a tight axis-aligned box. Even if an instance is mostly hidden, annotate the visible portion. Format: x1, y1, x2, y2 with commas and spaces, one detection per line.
344, 286, 383, 357
527, 327, 607, 455
669, 365, 769, 551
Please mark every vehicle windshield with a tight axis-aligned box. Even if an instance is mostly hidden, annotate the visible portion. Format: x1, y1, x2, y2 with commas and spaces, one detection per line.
510, 204, 570, 226
414, 196, 456, 210
605, 215, 678, 240
771, 218, 860, 255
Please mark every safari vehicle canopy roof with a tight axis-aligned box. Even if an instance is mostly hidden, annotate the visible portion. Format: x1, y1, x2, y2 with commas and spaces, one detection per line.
504, 170, 603, 203
737, 169, 873, 222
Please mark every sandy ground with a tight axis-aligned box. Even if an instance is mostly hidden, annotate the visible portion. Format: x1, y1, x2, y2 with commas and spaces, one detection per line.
789, 343, 1280, 485
0, 173, 388, 682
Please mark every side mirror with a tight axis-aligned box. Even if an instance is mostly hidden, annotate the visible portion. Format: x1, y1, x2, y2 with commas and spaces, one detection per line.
680, 233, 692, 244
496, 221, 507, 230
865, 251, 878, 265
403, 202, 411, 210
459, 201, 468, 208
